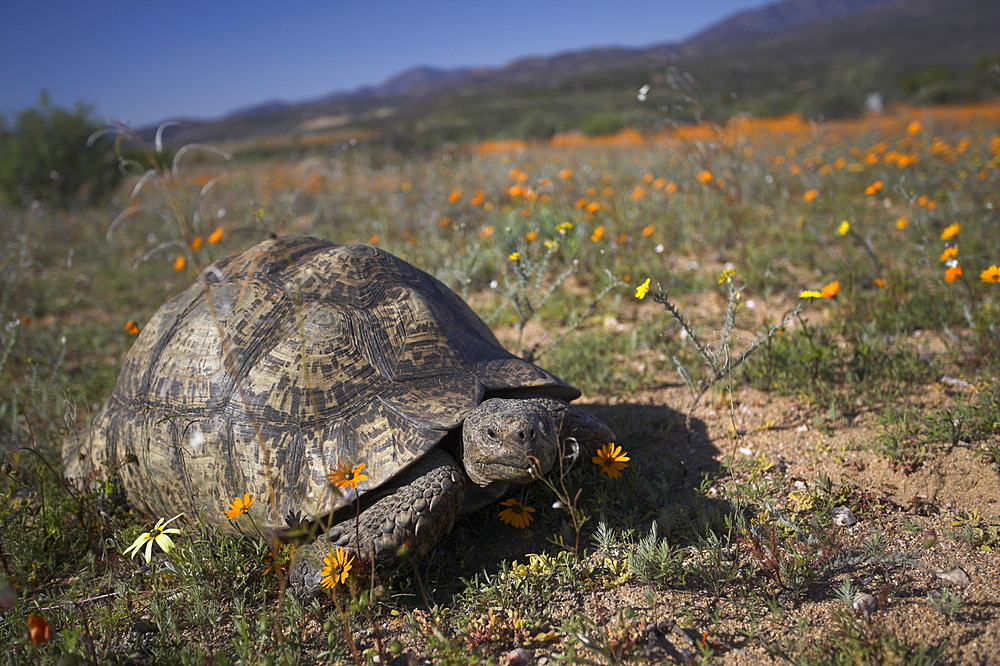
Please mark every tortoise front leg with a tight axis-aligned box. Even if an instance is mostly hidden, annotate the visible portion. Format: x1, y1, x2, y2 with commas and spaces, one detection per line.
289, 448, 465, 596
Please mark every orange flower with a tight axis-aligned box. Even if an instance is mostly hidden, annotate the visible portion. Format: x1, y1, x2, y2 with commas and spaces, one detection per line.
125, 320, 140, 335
327, 462, 369, 490
189, 235, 204, 251
697, 170, 713, 184
224, 493, 255, 520
27, 614, 52, 645
438, 217, 452, 228
895, 217, 909, 230
207, 226, 224, 244
320, 547, 354, 588
907, 121, 922, 134
940, 223, 960, 240
820, 281, 841, 298
641, 224, 655, 237
939, 246, 958, 262
479, 225, 494, 239
803, 189, 819, 202
557, 168, 574, 180
630, 186, 646, 201
525, 231, 538, 242
980, 265, 1000, 283
864, 180, 883, 196
590, 225, 605, 242
875, 277, 887, 289
469, 190, 485, 206
447, 188, 462, 203
664, 181, 678, 195
173, 255, 186, 272
944, 264, 963, 283
593, 442, 630, 479
368, 234, 380, 245
498, 498, 535, 528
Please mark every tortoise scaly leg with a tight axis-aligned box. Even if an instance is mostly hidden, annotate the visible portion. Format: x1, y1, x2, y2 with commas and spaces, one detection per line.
289, 448, 465, 596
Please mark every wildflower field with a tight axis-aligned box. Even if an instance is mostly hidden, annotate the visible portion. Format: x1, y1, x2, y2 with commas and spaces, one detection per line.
2, 101, 1000, 664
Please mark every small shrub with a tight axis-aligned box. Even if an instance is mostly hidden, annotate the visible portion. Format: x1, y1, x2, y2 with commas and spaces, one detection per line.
0, 91, 121, 208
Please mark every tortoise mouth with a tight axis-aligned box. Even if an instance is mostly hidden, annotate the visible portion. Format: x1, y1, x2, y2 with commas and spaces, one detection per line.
470, 460, 538, 485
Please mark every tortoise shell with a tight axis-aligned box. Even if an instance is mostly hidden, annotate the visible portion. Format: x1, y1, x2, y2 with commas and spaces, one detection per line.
83, 236, 579, 531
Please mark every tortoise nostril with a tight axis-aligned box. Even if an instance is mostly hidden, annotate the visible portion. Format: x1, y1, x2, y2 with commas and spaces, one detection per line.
517, 430, 526, 440
529, 428, 536, 440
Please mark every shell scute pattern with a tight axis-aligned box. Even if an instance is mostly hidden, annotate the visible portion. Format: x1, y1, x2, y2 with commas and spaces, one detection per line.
74, 237, 578, 533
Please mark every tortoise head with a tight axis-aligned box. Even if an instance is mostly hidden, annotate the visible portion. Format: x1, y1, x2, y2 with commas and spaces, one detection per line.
461, 398, 558, 487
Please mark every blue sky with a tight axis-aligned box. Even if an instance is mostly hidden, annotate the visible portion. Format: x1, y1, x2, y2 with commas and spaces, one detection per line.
1, 0, 774, 128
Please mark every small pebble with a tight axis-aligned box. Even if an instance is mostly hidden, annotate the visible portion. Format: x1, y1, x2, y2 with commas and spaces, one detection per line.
935, 566, 971, 588
507, 647, 533, 665
831, 507, 857, 526
853, 592, 878, 618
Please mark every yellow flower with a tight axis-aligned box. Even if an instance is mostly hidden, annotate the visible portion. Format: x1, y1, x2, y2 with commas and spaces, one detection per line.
944, 264, 963, 283
981, 265, 1000, 283
122, 513, 184, 564
320, 547, 354, 588
635, 278, 651, 300
940, 223, 960, 240
327, 461, 369, 490
799, 290, 823, 298
543, 239, 558, 250
508, 251, 521, 261
498, 498, 536, 528
697, 170, 713, 184
555, 222, 573, 233
820, 281, 841, 298
593, 442, 630, 479
803, 189, 819, 202
836, 220, 850, 236
224, 493, 255, 520
590, 225, 605, 242
939, 246, 958, 262
718, 268, 735, 284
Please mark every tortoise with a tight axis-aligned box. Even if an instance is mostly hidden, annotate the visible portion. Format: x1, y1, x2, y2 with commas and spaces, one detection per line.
64, 235, 614, 593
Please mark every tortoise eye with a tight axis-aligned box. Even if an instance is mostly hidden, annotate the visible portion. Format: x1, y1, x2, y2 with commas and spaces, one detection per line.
486, 428, 498, 439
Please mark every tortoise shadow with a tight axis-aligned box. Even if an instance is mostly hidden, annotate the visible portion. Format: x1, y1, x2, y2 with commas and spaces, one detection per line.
418, 402, 731, 597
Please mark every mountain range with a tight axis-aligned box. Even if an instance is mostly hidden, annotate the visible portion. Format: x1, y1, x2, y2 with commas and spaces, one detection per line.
148, 0, 999, 150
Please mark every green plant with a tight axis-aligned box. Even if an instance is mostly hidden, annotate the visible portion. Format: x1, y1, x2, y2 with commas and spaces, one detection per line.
0, 91, 121, 208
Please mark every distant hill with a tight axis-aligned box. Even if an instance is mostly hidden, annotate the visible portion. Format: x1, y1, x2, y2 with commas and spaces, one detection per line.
146, 0, 999, 151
